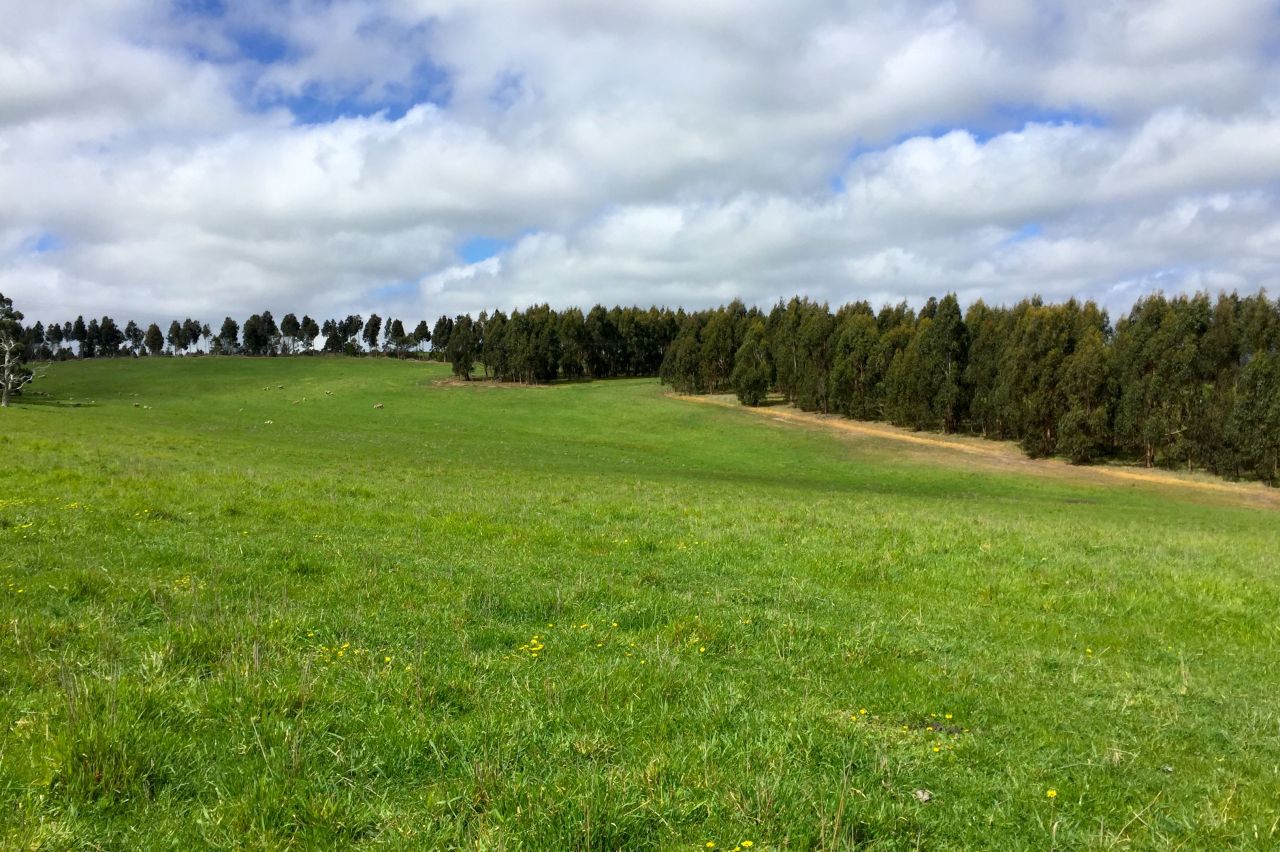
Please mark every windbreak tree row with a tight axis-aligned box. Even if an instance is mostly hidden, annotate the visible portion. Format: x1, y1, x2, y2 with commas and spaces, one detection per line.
6, 287, 1278, 483
659, 292, 1280, 484
16, 304, 682, 377
18, 312, 429, 359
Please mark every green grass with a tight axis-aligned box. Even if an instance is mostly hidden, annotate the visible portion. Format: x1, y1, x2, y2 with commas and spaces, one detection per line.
1, 357, 1278, 849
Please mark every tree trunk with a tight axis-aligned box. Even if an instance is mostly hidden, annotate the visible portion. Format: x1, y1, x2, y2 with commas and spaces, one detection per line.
1, 346, 11, 407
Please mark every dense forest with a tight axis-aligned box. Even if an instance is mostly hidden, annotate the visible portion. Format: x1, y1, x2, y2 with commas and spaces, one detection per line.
2, 290, 1278, 484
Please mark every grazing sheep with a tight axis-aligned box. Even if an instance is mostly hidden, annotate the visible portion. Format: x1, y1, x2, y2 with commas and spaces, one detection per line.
373, 403, 384, 409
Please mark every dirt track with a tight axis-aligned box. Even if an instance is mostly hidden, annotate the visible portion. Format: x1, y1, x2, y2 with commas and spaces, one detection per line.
676, 393, 1280, 510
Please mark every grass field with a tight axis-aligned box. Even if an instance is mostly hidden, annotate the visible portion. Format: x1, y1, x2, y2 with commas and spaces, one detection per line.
2, 357, 1278, 849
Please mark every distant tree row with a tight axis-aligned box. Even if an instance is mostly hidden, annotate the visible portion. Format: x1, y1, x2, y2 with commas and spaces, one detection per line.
17, 304, 683, 376
17, 312, 436, 359
6, 289, 1278, 483
659, 292, 1280, 484
433, 305, 682, 382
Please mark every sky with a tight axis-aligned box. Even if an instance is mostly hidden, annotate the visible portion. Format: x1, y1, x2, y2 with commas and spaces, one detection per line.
2, 0, 1279, 326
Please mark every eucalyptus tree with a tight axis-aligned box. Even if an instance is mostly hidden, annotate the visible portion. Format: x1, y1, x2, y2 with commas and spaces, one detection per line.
0, 292, 32, 407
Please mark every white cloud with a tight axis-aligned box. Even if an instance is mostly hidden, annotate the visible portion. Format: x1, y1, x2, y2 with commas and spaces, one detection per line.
0, 0, 1278, 325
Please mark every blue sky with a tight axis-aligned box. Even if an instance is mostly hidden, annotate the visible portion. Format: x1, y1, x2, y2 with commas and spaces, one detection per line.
2, 0, 1279, 324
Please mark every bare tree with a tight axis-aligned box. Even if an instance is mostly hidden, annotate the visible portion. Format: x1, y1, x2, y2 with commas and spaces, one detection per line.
0, 332, 35, 407
1, 291, 33, 407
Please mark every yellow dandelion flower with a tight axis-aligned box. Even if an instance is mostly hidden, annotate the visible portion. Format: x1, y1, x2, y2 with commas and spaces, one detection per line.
742, 843, 753, 849
1046, 789, 1057, 799
384, 656, 391, 663
700, 647, 706, 653
944, 713, 952, 720
859, 708, 867, 715
706, 843, 715, 849
932, 746, 940, 753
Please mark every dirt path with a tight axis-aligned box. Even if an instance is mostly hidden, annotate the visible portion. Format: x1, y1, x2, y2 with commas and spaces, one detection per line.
676, 393, 1280, 509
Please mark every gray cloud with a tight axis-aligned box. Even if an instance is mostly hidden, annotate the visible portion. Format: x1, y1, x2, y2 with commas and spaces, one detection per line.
1, 0, 1278, 325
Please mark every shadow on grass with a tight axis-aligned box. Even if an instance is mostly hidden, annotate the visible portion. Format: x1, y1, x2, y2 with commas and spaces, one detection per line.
4, 394, 96, 408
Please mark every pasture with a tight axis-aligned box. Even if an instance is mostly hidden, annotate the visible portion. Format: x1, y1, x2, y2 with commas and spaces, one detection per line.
1, 358, 1277, 849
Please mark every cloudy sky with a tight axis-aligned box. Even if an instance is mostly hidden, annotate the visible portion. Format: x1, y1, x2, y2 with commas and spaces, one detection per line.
2, 0, 1279, 325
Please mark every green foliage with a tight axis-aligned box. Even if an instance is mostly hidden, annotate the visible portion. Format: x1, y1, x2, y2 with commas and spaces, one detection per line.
362, 314, 382, 353
431, 315, 454, 359
280, 313, 301, 352
1057, 320, 1113, 464
698, 299, 747, 393
557, 307, 588, 379
218, 317, 239, 352
1114, 295, 1208, 468
144, 323, 164, 356
1232, 352, 1280, 484
730, 321, 770, 406
829, 309, 880, 420
660, 314, 705, 393
242, 312, 279, 356
446, 314, 476, 379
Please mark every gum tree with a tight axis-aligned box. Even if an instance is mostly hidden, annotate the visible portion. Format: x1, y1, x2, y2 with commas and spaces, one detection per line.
1, 292, 33, 407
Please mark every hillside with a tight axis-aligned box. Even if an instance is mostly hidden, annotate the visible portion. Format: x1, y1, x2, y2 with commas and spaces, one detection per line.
2, 358, 1277, 848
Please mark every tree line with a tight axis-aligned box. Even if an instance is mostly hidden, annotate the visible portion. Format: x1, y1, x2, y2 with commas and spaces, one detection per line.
3, 289, 1277, 483
9, 300, 685, 383
14, 312, 437, 359
659, 292, 1280, 484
